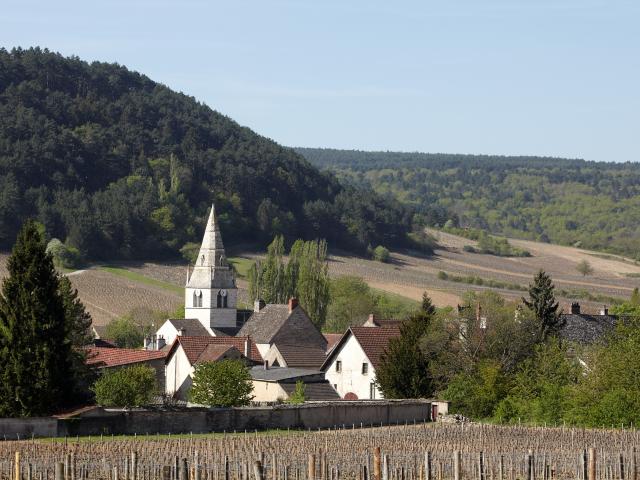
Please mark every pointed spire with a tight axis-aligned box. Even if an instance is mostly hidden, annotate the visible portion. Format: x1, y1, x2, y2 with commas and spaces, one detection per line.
193, 204, 226, 268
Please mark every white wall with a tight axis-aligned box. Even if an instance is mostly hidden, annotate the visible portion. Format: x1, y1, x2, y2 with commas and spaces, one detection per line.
185, 287, 238, 329
323, 334, 383, 400
165, 346, 194, 400
156, 321, 179, 348
251, 381, 288, 402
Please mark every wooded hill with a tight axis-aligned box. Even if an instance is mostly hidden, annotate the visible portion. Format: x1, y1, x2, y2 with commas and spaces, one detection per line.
0, 48, 413, 260
297, 148, 640, 259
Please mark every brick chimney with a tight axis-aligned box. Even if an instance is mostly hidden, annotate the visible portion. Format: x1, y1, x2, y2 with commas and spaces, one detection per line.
254, 299, 266, 312
288, 297, 299, 313
570, 302, 581, 314
157, 335, 166, 350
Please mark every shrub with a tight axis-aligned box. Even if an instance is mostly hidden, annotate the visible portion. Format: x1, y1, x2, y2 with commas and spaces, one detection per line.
373, 245, 390, 263
46, 238, 82, 269
92, 365, 157, 408
437, 271, 448, 280
189, 360, 254, 407
287, 380, 306, 404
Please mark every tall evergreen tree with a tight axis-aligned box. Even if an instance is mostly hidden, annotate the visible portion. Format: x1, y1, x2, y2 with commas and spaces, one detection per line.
522, 270, 564, 341
376, 298, 435, 398
421, 291, 436, 316
0, 220, 74, 416
59, 276, 95, 398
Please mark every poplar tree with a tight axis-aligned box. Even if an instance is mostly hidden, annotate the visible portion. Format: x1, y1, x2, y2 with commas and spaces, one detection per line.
523, 270, 564, 341
0, 220, 74, 416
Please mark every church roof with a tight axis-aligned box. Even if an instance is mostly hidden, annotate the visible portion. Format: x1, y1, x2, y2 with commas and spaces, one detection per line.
186, 204, 236, 289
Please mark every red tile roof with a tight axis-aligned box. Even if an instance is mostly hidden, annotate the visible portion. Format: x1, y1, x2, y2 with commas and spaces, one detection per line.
86, 347, 167, 368
169, 336, 262, 364
195, 344, 240, 364
275, 344, 327, 369
350, 326, 401, 369
323, 333, 342, 352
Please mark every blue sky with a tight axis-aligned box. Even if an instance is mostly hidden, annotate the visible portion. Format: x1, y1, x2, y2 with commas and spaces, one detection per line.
2, 0, 639, 162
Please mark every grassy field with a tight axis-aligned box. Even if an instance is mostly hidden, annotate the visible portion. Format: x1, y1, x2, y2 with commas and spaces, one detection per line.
2, 230, 639, 328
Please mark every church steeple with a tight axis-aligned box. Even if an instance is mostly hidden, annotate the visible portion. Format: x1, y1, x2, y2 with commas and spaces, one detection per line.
184, 204, 238, 332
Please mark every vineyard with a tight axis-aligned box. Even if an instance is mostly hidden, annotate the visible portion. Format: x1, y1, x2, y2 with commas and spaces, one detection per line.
1, 423, 637, 480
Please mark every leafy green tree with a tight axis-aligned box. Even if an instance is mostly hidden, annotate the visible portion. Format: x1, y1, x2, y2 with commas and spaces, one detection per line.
325, 276, 376, 333
494, 339, 580, 424
0, 220, 74, 416
632, 287, 640, 306
189, 360, 254, 407
105, 317, 145, 348
296, 239, 330, 328
92, 365, 157, 408
287, 380, 306, 404
376, 302, 435, 398
566, 319, 640, 427
373, 245, 390, 263
46, 238, 82, 269
576, 260, 594, 276
523, 270, 564, 341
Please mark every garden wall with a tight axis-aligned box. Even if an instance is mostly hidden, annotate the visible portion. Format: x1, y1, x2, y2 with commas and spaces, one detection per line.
0, 400, 434, 438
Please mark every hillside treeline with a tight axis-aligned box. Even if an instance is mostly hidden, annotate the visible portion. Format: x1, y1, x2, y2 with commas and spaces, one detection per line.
297, 148, 640, 258
0, 48, 413, 260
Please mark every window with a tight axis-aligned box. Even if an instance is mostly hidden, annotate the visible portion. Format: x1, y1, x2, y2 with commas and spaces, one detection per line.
336, 360, 342, 372
193, 291, 202, 308
362, 363, 368, 375
370, 382, 376, 400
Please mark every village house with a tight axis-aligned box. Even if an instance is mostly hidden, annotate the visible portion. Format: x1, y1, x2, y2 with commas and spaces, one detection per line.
321, 315, 401, 400
559, 302, 619, 344
238, 298, 328, 368
87, 346, 168, 391
250, 366, 340, 402
164, 335, 262, 400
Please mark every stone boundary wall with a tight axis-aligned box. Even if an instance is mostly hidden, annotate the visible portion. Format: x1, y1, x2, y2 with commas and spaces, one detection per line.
0, 400, 433, 439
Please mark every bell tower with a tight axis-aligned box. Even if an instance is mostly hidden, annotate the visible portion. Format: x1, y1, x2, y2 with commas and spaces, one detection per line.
184, 205, 238, 332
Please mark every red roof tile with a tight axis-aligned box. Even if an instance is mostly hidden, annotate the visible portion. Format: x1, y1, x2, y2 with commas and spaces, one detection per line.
195, 344, 240, 364
350, 326, 401, 369
170, 336, 262, 364
323, 333, 342, 352
86, 347, 167, 368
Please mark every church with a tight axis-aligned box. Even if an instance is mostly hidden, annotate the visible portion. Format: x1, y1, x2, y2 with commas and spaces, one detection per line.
151, 204, 328, 368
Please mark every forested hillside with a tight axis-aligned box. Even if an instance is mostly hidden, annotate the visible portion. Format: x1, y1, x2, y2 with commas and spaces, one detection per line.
0, 48, 413, 260
297, 148, 640, 259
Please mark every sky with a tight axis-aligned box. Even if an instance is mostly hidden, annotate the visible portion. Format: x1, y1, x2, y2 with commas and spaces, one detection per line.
2, 0, 639, 162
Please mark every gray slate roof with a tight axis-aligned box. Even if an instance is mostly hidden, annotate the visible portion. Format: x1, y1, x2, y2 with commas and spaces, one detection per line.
249, 366, 324, 382
559, 313, 618, 344
166, 319, 217, 337
238, 305, 291, 343
281, 382, 341, 401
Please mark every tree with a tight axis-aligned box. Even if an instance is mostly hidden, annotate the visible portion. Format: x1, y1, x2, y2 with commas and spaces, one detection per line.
376, 302, 435, 398
59, 276, 95, 398
566, 319, 640, 427
287, 380, 306, 404
92, 365, 157, 408
576, 260, 594, 277
105, 317, 144, 348
296, 239, 330, 328
0, 220, 74, 416
325, 276, 376, 333
189, 360, 254, 407
46, 238, 82, 269
373, 246, 390, 263
421, 292, 436, 316
631, 287, 640, 306
523, 270, 564, 341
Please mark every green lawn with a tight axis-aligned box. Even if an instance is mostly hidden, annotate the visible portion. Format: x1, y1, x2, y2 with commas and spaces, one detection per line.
228, 256, 253, 278
99, 266, 182, 295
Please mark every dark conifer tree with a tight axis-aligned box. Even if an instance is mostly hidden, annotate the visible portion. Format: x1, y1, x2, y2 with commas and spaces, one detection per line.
0, 220, 73, 416
59, 276, 95, 398
376, 298, 435, 399
523, 270, 564, 341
